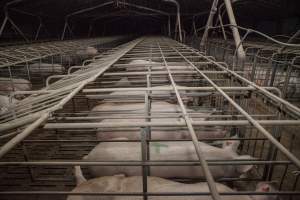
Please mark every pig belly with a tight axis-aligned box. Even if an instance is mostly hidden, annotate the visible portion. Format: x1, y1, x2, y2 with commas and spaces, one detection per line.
67, 176, 252, 200
85, 142, 235, 179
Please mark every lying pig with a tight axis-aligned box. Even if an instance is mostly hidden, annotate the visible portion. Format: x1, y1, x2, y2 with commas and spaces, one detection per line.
76, 46, 98, 57
84, 138, 252, 179
127, 59, 195, 72
90, 101, 196, 118
90, 101, 224, 140
29, 63, 65, 74
0, 95, 18, 115
68, 166, 277, 200
0, 77, 32, 98
94, 86, 194, 105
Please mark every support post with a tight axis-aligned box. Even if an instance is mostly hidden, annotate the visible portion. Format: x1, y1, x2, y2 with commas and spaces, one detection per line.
34, 17, 42, 40
163, 0, 182, 42
7, 17, 29, 42
88, 22, 93, 37
200, 0, 219, 51
0, 16, 8, 36
61, 19, 68, 40
168, 16, 171, 37
223, 0, 245, 62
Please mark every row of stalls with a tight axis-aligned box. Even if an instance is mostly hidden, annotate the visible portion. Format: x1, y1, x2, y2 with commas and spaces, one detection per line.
0, 36, 299, 200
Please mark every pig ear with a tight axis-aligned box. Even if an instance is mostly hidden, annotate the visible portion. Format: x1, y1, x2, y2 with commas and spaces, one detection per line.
236, 155, 254, 173
74, 166, 87, 186
83, 155, 88, 160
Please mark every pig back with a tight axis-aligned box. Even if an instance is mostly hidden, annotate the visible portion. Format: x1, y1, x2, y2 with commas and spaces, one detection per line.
67, 175, 252, 200
85, 141, 238, 179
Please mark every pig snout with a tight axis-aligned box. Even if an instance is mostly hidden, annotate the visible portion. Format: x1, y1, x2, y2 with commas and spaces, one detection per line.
251, 182, 279, 200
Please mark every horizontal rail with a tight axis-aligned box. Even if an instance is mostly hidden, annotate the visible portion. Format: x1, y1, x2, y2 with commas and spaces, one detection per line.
44, 120, 300, 129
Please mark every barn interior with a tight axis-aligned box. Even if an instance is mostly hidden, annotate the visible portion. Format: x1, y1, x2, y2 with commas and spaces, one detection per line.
0, 0, 300, 200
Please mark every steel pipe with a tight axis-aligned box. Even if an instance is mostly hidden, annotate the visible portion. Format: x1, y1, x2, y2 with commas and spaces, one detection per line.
163, 0, 182, 42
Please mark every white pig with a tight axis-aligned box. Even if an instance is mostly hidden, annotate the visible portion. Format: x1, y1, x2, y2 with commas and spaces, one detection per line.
76, 46, 98, 57
90, 101, 223, 140
68, 166, 276, 200
84, 139, 252, 179
114, 77, 132, 87
109, 85, 192, 101
0, 95, 18, 115
29, 63, 65, 74
0, 77, 32, 99
251, 182, 279, 200
127, 60, 194, 71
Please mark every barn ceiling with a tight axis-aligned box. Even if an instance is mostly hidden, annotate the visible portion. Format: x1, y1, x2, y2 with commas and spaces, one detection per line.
0, 0, 299, 40
1, 0, 299, 20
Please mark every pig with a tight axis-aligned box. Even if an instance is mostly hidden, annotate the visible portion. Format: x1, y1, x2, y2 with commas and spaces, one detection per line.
28, 63, 65, 74
84, 138, 252, 179
251, 182, 279, 200
76, 46, 98, 57
0, 95, 18, 115
113, 77, 132, 87
68, 173, 249, 200
127, 60, 194, 71
68, 166, 277, 200
90, 101, 194, 117
94, 85, 194, 105
0, 77, 32, 99
126, 60, 197, 85
90, 101, 224, 140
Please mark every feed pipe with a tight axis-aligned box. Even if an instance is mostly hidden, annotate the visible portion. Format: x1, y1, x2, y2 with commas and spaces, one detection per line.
162, 0, 182, 42
200, 0, 219, 49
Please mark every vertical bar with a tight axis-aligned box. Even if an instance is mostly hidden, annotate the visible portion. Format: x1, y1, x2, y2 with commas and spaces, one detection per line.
223, 0, 246, 62
7, 17, 29, 42
157, 40, 222, 200
35, 22, 42, 40
0, 16, 8, 36
141, 127, 148, 200
61, 20, 68, 40
173, 40, 300, 168
200, 0, 219, 50
168, 16, 171, 37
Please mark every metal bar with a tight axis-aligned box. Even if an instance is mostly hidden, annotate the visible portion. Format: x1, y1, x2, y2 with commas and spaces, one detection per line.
178, 41, 300, 117
157, 41, 221, 200
7, 17, 29, 42
200, 0, 219, 49
0, 38, 143, 157
44, 120, 300, 129
0, 113, 49, 159
83, 86, 280, 93
170, 39, 300, 168
0, 160, 292, 166
0, 16, 8, 36
0, 191, 299, 196
162, 0, 182, 42
223, 0, 246, 61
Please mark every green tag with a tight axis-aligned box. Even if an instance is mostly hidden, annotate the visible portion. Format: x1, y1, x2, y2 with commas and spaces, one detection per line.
151, 142, 168, 153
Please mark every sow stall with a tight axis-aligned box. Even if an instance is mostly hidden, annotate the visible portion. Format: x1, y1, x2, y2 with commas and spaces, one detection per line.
0, 37, 300, 200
